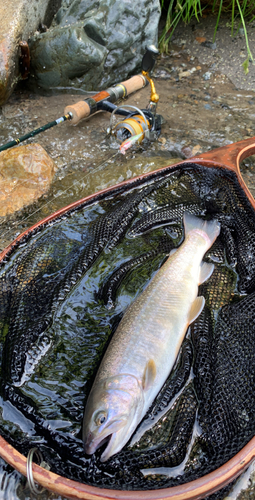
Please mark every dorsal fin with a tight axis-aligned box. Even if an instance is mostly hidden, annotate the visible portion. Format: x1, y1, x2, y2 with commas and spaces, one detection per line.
188, 296, 205, 324
142, 359, 157, 391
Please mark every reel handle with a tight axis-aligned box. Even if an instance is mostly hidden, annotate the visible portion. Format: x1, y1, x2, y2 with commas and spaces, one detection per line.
64, 74, 146, 125
141, 45, 159, 73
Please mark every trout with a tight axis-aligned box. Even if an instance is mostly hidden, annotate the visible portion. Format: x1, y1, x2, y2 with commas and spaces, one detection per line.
83, 212, 220, 461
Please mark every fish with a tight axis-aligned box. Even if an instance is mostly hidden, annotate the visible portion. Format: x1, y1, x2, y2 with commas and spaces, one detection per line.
82, 212, 220, 462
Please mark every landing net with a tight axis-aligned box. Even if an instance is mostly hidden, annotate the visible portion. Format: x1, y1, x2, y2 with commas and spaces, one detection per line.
0, 163, 255, 497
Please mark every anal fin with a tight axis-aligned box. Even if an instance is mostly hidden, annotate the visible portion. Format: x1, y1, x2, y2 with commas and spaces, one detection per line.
188, 296, 205, 324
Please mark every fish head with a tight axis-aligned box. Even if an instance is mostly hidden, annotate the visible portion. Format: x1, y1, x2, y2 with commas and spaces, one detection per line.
83, 374, 144, 462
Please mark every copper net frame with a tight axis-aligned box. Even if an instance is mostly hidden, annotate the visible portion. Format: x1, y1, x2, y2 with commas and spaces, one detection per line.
0, 136, 255, 500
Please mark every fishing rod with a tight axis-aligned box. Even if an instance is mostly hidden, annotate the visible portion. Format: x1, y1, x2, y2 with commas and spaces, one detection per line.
0, 114, 71, 152
0, 46, 162, 154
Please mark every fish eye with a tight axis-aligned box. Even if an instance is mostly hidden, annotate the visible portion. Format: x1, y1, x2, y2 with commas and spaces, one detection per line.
94, 411, 107, 426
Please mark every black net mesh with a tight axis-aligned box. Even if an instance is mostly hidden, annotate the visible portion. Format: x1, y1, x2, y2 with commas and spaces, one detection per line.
0, 163, 255, 495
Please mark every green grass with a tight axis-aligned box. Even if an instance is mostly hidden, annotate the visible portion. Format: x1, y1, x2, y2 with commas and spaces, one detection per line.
160, 0, 255, 73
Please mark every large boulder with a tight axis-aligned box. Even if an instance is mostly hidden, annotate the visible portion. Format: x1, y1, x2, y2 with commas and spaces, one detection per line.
0, 144, 57, 216
0, 0, 61, 106
28, 0, 161, 92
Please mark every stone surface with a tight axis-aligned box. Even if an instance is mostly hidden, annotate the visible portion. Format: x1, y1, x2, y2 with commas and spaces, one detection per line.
0, 144, 56, 216
0, 0, 61, 106
28, 0, 161, 92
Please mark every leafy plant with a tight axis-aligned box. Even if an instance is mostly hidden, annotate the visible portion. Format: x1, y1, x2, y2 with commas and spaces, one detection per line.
159, 0, 254, 73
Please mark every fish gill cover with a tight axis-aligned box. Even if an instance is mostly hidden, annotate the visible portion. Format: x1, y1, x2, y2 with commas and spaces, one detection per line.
0, 163, 255, 494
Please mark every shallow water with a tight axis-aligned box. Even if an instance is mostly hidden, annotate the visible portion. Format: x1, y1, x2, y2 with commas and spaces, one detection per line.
0, 42, 255, 499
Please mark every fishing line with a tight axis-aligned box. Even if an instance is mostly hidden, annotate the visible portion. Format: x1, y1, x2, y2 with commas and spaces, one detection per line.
0, 151, 119, 242
49, 87, 102, 94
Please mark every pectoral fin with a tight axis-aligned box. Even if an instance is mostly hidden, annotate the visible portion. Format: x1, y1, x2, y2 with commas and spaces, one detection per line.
199, 262, 214, 284
170, 248, 177, 256
142, 359, 157, 391
188, 296, 205, 324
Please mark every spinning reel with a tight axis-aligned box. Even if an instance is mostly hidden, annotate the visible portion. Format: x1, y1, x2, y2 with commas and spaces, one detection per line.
107, 45, 163, 153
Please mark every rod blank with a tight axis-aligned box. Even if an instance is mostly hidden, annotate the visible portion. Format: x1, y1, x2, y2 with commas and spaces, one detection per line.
0, 114, 71, 153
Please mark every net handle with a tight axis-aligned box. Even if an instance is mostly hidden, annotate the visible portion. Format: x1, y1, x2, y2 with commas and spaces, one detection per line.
0, 434, 254, 499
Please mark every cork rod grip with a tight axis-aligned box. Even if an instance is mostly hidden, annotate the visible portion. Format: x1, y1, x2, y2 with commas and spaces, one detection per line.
120, 74, 146, 95
64, 74, 146, 125
64, 100, 91, 125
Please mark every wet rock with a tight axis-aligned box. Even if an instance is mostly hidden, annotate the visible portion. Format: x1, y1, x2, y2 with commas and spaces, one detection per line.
0, 0, 61, 106
28, 0, 161, 92
181, 146, 193, 158
195, 37, 206, 44
154, 68, 172, 79
220, 103, 230, 110
191, 144, 202, 156
179, 67, 197, 79
179, 70, 192, 79
0, 144, 56, 216
203, 71, 212, 81
201, 41, 217, 50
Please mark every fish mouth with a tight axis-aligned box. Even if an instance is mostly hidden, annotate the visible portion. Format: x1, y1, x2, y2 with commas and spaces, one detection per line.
84, 431, 120, 462
84, 417, 131, 462
100, 433, 116, 462
84, 431, 113, 457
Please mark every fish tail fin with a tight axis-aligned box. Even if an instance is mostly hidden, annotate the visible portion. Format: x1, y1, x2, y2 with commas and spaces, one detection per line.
184, 212, 221, 250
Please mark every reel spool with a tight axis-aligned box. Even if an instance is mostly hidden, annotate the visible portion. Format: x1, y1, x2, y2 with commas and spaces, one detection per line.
109, 105, 150, 143
108, 105, 163, 152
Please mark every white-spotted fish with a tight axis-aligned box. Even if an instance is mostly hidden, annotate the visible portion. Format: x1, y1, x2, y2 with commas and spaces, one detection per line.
83, 212, 220, 461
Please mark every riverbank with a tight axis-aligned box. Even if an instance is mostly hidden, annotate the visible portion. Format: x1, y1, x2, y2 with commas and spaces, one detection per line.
166, 12, 255, 91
